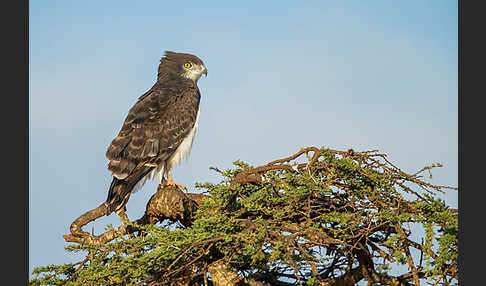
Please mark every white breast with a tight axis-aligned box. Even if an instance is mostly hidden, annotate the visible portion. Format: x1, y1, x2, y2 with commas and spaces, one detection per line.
165, 107, 200, 173
132, 107, 201, 193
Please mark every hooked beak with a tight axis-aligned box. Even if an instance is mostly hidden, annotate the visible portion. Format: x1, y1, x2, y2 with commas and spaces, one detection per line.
202, 66, 208, 77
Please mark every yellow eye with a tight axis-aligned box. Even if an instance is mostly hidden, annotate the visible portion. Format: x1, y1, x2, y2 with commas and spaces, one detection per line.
184, 62, 192, 69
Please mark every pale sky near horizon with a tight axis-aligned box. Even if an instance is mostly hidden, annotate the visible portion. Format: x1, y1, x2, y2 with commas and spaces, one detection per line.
29, 0, 458, 277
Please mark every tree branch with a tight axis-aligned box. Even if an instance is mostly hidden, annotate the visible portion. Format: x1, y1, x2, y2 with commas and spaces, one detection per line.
63, 184, 209, 245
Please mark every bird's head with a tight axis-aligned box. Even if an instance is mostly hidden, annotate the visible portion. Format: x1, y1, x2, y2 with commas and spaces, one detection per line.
158, 51, 207, 83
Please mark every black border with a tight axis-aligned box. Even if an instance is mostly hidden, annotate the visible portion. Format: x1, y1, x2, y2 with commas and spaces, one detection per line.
3, 0, 29, 284
458, 0, 481, 285
457, 0, 463, 282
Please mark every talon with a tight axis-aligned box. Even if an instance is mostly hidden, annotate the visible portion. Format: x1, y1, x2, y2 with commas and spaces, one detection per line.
165, 179, 187, 192
165, 169, 187, 192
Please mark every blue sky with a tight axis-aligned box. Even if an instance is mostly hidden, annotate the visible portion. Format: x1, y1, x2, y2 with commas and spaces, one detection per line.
29, 0, 457, 277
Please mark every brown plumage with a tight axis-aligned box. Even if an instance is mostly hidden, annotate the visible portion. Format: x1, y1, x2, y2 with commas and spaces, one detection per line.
105, 51, 207, 216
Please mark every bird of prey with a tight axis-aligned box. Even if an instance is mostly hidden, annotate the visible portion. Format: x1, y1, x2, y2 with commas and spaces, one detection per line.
104, 51, 207, 216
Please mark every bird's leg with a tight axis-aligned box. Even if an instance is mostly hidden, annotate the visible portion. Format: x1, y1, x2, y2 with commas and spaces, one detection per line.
165, 169, 187, 192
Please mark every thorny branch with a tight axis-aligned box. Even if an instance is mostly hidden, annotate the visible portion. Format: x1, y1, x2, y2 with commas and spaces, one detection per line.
61, 146, 457, 285
63, 184, 207, 245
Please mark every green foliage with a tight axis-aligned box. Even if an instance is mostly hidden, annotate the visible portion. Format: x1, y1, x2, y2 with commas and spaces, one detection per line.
30, 147, 457, 285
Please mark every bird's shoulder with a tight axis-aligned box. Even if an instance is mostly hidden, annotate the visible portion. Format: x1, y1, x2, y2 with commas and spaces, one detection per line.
139, 78, 198, 101
106, 78, 201, 174
119, 80, 200, 134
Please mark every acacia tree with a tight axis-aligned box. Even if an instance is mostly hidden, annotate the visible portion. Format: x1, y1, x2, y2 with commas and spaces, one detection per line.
30, 147, 458, 286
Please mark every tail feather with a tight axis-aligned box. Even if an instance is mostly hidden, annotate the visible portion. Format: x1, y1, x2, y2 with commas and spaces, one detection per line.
105, 177, 130, 215
105, 166, 155, 216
